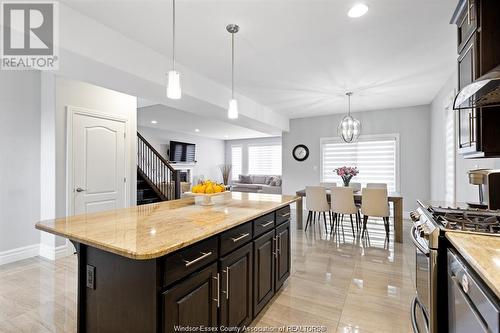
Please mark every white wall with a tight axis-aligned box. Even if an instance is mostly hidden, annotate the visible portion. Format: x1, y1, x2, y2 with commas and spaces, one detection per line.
225, 137, 283, 181
55, 78, 138, 219
282, 106, 431, 213
430, 72, 500, 203
138, 126, 225, 183
0, 72, 41, 258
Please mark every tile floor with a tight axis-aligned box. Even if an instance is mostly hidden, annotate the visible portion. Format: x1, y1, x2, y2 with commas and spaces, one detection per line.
0, 212, 415, 333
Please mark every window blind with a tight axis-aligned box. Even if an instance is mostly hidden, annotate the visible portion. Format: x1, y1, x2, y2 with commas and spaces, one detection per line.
248, 145, 282, 175
321, 137, 398, 192
231, 146, 242, 180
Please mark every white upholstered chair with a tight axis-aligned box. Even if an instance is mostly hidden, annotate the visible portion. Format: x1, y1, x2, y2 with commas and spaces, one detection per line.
320, 182, 337, 188
361, 188, 390, 239
330, 187, 359, 237
349, 182, 362, 192
305, 186, 330, 232
366, 183, 388, 189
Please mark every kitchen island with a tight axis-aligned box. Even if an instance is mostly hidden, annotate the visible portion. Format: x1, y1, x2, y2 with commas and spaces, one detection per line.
36, 192, 299, 333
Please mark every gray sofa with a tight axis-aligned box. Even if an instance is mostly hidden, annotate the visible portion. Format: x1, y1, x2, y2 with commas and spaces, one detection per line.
231, 174, 282, 194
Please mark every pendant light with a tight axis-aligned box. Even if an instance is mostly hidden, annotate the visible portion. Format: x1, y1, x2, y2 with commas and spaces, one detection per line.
167, 0, 181, 99
338, 92, 361, 143
227, 24, 239, 119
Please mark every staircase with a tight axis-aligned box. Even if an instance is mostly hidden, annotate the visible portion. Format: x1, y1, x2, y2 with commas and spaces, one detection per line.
137, 132, 180, 205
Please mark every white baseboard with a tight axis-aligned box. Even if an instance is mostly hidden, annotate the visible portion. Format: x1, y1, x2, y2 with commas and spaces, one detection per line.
39, 243, 69, 261
0, 244, 40, 266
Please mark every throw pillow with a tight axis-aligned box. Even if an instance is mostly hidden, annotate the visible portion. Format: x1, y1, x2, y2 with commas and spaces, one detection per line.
239, 174, 252, 184
275, 176, 282, 186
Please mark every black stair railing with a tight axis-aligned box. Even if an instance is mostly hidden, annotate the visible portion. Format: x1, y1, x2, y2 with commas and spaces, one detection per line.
137, 132, 180, 201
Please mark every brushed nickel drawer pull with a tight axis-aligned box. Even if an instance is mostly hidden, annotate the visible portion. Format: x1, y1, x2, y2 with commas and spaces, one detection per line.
231, 233, 250, 243
272, 237, 278, 258
183, 251, 212, 267
281, 212, 291, 218
260, 220, 274, 228
225, 267, 230, 300
213, 273, 220, 308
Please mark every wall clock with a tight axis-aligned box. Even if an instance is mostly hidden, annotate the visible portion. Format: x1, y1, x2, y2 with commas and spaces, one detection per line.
292, 144, 309, 162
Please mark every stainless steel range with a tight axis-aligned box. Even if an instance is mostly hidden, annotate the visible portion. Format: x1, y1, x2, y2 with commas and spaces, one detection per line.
410, 201, 500, 333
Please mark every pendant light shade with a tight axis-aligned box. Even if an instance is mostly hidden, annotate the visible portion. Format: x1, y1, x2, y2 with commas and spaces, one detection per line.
167, 0, 181, 99
227, 24, 239, 119
167, 70, 181, 99
338, 92, 361, 143
228, 99, 238, 119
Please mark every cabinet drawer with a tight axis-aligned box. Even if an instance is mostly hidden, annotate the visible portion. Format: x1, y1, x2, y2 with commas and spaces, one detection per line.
220, 222, 253, 256
253, 213, 275, 238
162, 237, 218, 287
275, 206, 291, 226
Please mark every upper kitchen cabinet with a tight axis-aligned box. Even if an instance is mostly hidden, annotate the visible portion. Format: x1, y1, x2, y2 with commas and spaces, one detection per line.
451, 0, 500, 158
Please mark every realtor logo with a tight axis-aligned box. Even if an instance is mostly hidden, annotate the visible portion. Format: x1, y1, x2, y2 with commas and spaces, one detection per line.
1, 1, 59, 70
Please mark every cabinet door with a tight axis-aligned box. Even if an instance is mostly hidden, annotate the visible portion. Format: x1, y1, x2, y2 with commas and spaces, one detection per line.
253, 229, 275, 316
162, 263, 218, 333
275, 221, 291, 291
220, 243, 253, 327
457, 35, 479, 151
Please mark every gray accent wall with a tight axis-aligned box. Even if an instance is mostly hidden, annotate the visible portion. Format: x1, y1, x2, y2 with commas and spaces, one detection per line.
0, 71, 41, 252
282, 105, 431, 213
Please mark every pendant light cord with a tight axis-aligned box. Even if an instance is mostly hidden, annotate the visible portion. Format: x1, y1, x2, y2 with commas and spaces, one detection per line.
231, 32, 235, 99
172, 0, 176, 71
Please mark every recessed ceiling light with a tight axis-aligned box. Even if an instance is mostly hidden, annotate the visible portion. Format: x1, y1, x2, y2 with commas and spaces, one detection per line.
151, 120, 158, 124
195, 128, 200, 132
348, 3, 368, 18
224, 135, 229, 138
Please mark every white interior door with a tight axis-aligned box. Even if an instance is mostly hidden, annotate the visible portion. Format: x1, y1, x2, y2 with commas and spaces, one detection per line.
72, 112, 127, 215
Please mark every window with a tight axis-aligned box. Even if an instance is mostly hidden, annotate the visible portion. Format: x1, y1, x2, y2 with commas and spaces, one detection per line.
321, 135, 398, 192
445, 101, 456, 202
248, 144, 282, 175
231, 146, 242, 180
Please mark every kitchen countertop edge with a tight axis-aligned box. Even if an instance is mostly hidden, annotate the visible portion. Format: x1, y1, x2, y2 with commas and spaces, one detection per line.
35, 196, 300, 260
446, 232, 500, 300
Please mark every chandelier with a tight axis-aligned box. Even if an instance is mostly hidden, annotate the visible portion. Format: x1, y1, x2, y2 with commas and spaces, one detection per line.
338, 92, 361, 143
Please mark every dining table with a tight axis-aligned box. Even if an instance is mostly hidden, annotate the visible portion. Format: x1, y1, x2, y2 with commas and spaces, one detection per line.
295, 189, 405, 243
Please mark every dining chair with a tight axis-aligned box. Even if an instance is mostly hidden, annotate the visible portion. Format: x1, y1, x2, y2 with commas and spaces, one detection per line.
349, 182, 362, 192
360, 188, 390, 239
366, 183, 388, 189
305, 186, 330, 232
330, 187, 359, 237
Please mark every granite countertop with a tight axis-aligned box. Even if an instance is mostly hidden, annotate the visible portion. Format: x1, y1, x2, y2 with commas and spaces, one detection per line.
36, 192, 299, 260
446, 232, 500, 299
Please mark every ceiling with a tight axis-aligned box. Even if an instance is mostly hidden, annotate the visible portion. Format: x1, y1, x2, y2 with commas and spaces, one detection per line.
137, 103, 271, 140
62, 0, 457, 118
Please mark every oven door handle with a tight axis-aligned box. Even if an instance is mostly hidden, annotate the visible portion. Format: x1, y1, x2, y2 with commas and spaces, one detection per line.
410, 226, 430, 256
411, 296, 429, 333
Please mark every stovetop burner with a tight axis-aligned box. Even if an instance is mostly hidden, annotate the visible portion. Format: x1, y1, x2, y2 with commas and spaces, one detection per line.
429, 209, 500, 235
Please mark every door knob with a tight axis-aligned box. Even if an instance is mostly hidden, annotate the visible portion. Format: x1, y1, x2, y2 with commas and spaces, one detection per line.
76, 187, 86, 193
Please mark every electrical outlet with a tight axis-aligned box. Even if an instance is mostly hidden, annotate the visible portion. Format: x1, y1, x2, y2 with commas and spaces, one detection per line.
86, 265, 96, 289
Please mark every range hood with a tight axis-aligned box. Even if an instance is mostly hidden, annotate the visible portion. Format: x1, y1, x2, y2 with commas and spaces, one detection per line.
453, 65, 500, 110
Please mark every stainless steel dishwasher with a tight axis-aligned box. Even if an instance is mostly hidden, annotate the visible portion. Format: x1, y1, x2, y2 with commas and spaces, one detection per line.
448, 249, 500, 333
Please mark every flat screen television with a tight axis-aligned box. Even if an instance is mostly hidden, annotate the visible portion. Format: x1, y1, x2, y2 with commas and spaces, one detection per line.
169, 141, 196, 163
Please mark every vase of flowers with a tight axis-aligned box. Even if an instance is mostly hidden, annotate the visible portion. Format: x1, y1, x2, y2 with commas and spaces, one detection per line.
334, 166, 359, 187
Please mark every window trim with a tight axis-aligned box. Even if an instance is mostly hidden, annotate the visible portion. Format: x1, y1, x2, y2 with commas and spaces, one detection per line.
319, 133, 401, 193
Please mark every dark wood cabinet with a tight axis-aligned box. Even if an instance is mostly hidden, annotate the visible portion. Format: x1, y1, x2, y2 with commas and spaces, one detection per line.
452, 0, 500, 158
275, 221, 291, 291
73, 205, 292, 333
162, 263, 218, 333
253, 229, 276, 316
219, 243, 253, 327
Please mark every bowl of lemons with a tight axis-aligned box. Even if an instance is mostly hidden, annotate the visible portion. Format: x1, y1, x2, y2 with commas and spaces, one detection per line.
186, 181, 228, 206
